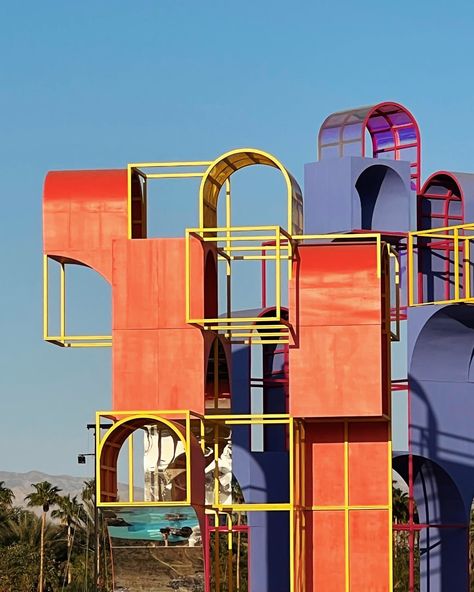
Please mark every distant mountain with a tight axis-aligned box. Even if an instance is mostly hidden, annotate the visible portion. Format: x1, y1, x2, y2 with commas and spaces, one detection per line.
0, 470, 142, 508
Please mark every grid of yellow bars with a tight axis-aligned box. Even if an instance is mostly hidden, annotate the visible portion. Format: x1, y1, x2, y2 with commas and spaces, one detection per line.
293, 419, 393, 592
408, 222, 474, 306
95, 410, 297, 591
185, 225, 293, 345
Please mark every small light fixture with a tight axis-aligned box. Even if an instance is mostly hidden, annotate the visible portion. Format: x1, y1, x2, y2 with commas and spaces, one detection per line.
77, 454, 86, 464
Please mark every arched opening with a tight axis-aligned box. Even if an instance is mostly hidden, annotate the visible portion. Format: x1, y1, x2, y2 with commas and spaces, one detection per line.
355, 164, 410, 231
318, 101, 421, 191
393, 455, 468, 592
98, 415, 201, 505
204, 249, 218, 319
416, 173, 465, 302
199, 148, 303, 235
205, 337, 231, 411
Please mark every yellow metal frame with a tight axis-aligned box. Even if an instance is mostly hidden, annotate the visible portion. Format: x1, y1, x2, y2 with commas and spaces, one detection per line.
96, 410, 195, 507
409, 222, 474, 306
293, 418, 393, 592
43, 255, 112, 348
126, 161, 213, 240
186, 225, 292, 344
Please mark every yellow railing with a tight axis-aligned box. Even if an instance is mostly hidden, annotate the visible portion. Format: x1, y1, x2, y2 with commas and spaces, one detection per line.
408, 222, 474, 306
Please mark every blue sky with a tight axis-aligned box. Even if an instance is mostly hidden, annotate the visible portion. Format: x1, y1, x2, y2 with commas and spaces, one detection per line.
0, 0, 472, 476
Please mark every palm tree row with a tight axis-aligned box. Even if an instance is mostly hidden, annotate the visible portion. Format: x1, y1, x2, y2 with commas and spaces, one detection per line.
0, 479, 110, 592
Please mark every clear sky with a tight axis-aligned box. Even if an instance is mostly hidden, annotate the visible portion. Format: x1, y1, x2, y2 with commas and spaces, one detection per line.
0, 0, 472, 477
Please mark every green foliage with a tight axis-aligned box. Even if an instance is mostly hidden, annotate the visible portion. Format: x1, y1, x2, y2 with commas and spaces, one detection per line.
0, 479, 112, 591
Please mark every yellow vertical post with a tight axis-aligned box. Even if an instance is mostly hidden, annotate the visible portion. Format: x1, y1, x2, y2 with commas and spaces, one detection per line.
344, 420, 350, 592
214, 423, 220, 507
464, 238, 471, 299
43, 255, 49, 340
276, 227, 281, 319
388, 421, 393, 591
227, 513, 233, 592
214, 512, 220, 592
289, 419, 295, 592
214, 339, 219, 410
128, 433, 134, 503
185, 411, 191, 505
408, 233, 414, 305
60, 262, 66, 341
225, 180, 232, 320
454, 228, 460, 301
200, 418, 206, 454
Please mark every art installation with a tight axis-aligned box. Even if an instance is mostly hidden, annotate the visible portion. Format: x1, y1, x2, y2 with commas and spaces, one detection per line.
42, 101, 473, 591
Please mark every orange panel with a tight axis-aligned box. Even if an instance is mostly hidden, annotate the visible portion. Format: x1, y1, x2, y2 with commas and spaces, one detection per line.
112, 237, 214, 413
43, 170, 130, 281
113, 328, 209, 413
311, 511, 346, 591
304, 422, 345, 507
348, 422, 390, 507
289, 244, 382, 327
289, 243, 389, 418
349, 510, 390, 591
290, 325, 383, 417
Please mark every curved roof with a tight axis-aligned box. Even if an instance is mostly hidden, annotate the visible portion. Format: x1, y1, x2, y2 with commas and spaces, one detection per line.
318, 102, 421, 191
199, 148, 303, 235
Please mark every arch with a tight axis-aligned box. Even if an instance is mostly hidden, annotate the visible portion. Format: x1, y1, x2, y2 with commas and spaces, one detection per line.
393, 453, 469, 591
199, 148, 303, 235
205, 335, 231, 408
410, 304, 474, 383
354, 164, 411, 231
98, 414, 203, 505
418, 171, 464, 231
318, 101, 421, 191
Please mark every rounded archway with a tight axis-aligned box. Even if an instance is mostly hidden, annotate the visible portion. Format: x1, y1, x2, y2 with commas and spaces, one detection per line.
98, 414, 205, 506
199, 148, 303, 235
318, 101, 421, 191
355, 164, 410, 231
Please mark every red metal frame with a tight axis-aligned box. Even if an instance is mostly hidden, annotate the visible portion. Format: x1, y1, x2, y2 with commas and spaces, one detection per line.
416, 172, 464, 302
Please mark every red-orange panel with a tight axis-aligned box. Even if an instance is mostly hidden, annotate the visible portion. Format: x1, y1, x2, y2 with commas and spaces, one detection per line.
290, 324, 383, 417
348, 422, 390, 507
113, 237, 206, 331
289, 244, 382, 328
304, 422, 345, 506
311, 511, 346, 591
112, 328, 205, 413
349, 510, 390, 591
44, 170, 129, 281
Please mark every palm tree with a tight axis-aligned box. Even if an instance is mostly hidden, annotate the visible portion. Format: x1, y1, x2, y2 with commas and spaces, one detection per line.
51, 494, 83, 586
25, 481, 61, 592
0, 481, 14, 509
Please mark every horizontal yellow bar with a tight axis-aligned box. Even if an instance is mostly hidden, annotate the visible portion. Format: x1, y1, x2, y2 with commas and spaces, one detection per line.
187, 225, 282, 233
204, 413, 290, 420
292, 233, 380, 240
129, 161, 212, 168
98, 500, 192, 508
145, 172, 205, 179
224, 419, 290, 425
214, 503, 292, 512
66, 342, 112, 348
411, 298, 474, 307
231, 332, 288, 338
47, 335, 112, 340
222, 244, 289, 252
242, 339, 290, 344
199, 316, 280, 323
98, 409, 191, 417
411, 222, 474, 235
207, 324, 288, 330
199, 235, 278, 242
310, 505, 390, 511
